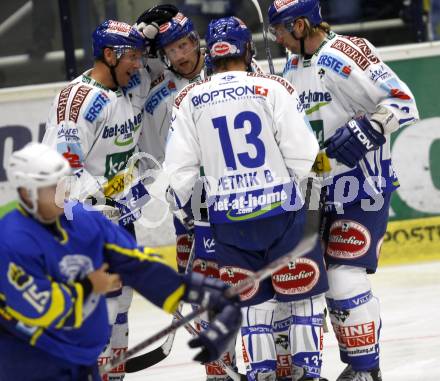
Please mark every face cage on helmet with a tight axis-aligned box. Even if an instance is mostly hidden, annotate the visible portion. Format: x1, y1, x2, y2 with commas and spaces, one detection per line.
159, 31, 200, 70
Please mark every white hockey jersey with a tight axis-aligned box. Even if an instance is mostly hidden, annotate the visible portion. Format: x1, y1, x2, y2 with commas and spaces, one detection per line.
43, 69, 151, 198
165, 71, 319, 224
138, 68, 205, 165
283, 32, 419, 207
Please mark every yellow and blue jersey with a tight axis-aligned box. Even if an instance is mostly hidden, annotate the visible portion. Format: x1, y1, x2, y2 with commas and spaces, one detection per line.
0, 203, 185, 365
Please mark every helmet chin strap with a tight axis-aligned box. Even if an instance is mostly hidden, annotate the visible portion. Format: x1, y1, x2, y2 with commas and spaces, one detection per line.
19, 188, 57, 224
102, 52, 121, 88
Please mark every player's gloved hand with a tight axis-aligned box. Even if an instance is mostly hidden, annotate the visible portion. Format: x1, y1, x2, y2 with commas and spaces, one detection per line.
182, 272, 242, 363
324, 115, 386, 168
189, 304, 242, 363
182, 272, 231, 310
135, 4, 179, 56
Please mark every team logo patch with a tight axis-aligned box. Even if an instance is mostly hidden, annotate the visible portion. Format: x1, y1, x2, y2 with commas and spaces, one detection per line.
327, 220, 371, 259
211, 41, 238, 58
272, 258, 319, 294
59, 255, 94, 282
219, 267, 259, 301
274, 0, 299, 12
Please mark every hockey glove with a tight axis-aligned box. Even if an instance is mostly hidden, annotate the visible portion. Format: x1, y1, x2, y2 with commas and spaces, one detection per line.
182, 272, 241, 363
182, 272, 233, 311
135, 4, 179, 56
324, 115, 386, 168
188, 304, 242, 363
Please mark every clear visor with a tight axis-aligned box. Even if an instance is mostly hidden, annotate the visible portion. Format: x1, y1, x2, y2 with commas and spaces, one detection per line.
163, 36, 199, 61
113, 46, 149, 66
268, 21, 295, 41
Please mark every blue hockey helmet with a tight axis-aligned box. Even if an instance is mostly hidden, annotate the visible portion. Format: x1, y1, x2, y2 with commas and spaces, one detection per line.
205, 17, 252, 62
156, 12, 197, 50
268, 0, 322, 27
92, 20, 147, 59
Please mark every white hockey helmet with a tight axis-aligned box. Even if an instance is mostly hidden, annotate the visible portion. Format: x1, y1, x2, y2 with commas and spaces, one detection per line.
7, 142, 71, 213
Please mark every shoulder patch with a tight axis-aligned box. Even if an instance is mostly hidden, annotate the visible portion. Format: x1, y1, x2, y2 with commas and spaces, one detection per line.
330, 39, 370, 70
174, 77, 210, 109
57, 83, 76, 124
69, 85, 92, 123
247, 72, 295, 94
344, 36, 380, 64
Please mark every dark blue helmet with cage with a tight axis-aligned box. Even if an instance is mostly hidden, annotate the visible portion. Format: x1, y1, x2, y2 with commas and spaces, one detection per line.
92, 20, 147, 59
268, 0, 322, 27
156, 12, 198, 50
205, 17, 253, 64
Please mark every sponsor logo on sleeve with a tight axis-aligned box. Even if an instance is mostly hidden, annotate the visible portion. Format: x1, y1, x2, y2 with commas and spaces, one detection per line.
247, 72, 295, 94
284, 56, 299, 73
58, 143, 84, 168
331, 39, 370, 70
272, 258, 320, 294
145, 81, 177, 115
317, 54, 352, 79
219, 267, 259, 301
57, 83, 75, 123
84, 91, 110, 122
327, 220, 371, 259
345, 36, 380, 64
174, 80, 209, 109
69, 85, 92, 122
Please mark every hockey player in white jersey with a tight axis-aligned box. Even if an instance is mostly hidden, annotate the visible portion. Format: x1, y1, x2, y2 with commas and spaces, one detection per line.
137, 7, 240, 379
42, 20, 152, 380
268, 1, 419, 380
164, 16, 326, 381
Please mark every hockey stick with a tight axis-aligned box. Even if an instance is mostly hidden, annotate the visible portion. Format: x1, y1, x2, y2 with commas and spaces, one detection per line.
102, 177, 322, 373
125, 237, 196, 373
250, 0, 275, 74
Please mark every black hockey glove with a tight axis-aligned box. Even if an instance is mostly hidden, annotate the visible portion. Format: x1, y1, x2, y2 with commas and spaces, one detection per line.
324, 115, 386, 168
182, 272, 242, 363
135, 4, 179, 56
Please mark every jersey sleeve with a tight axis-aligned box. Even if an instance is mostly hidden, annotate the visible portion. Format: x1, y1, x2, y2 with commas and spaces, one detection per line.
97, 214, 185, 313
0, 241, 87, 330
326, 38, 419, 131
43, 85, 103, 171
43, 85, 110, 200
272, 79, 320, 179
163, 86, 201, 208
